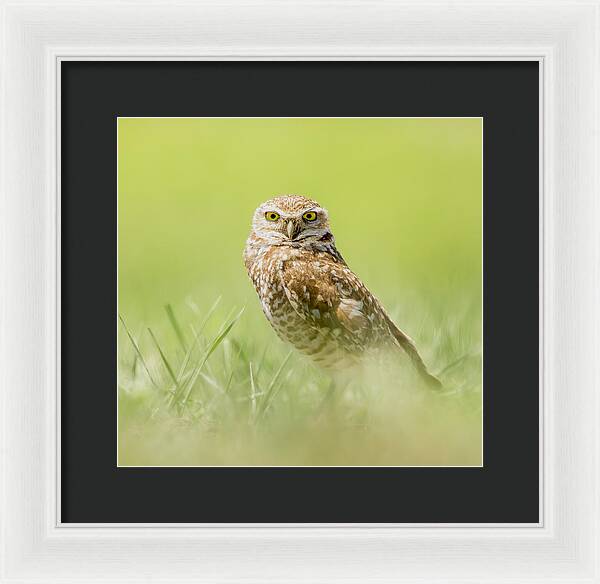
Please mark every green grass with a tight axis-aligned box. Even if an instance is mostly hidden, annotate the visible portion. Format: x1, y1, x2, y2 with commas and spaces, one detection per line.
117, 294, 482, 466
117, 117, 482, 466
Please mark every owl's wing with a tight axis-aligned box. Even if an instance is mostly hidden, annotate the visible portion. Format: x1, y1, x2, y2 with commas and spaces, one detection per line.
383, 315, 443, 388
279, 255, 374, 339
280, 253, 442, 388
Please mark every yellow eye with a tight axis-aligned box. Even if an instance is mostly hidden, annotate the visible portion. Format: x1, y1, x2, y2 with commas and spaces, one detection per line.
303, 211, 317, 222
265, 211, 280, 222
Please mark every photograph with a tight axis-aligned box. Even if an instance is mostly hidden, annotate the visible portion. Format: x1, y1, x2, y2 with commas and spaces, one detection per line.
117, 117, 483, 467
8, 0, 600, 578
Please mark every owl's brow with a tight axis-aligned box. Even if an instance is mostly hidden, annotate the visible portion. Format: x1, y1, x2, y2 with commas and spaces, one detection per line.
260, 205, 282, 214
259, 204, 323, 216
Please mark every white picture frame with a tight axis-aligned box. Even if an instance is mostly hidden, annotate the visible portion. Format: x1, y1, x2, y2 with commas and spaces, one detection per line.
1, 1, 598, 582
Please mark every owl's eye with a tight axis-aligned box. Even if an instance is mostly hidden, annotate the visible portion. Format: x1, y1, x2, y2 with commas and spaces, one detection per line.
265, 211, 280, 222
303, 211, 318, 222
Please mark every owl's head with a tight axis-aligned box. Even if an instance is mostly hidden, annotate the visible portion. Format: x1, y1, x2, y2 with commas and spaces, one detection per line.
250, 194, 333, 246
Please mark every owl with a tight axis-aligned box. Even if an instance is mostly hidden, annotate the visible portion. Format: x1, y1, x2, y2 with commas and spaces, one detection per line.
243, 194, 441, 388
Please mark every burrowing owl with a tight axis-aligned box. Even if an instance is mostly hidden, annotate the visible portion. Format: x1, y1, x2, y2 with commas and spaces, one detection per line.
243, 194, 441, 388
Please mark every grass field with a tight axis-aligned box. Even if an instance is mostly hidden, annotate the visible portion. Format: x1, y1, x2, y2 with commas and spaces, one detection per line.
117, 117, 483, 466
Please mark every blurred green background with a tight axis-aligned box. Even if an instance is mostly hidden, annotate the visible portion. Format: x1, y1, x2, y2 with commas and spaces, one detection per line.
118, 118, 482, 467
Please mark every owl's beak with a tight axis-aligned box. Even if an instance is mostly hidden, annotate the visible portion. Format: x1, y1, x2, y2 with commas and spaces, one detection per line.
285, 220, 301, 240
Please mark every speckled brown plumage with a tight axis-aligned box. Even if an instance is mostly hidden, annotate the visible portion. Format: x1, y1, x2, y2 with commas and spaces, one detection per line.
243, 194, 440, 387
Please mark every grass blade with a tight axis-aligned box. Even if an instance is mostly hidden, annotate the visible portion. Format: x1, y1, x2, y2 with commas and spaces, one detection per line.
148, 328, 178, 387
254, 343, 270, 378
256, 351, 293, 422
176, 325, 203, 381
119, 314, 158, 388
131, 352, 138, 378
229, 338, 250, 367
224, 369, 235, 393
179, 308, 245, 407
198, 295, 222, 334
170, 297, 222, 395
248, 362, 258, 421
164, 303, 187, 352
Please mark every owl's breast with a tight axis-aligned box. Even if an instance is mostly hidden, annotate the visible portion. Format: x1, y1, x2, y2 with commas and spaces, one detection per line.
247, 246, 301, 322
245, 246, 358, 369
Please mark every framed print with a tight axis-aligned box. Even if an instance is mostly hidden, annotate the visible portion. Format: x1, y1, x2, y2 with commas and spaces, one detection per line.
61, 61, 537, 524
1, 1, 599, 583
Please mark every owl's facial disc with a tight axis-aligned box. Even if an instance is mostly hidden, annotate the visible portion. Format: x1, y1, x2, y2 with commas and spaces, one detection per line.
251, 197, 333, 246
